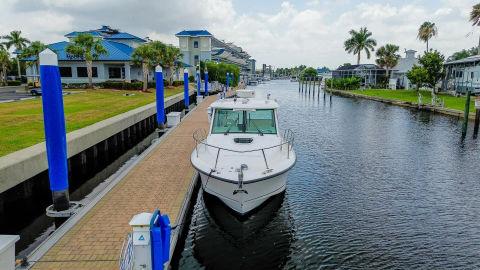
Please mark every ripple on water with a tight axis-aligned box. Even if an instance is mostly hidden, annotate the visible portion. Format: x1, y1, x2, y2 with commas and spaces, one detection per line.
173, 81, 480, 270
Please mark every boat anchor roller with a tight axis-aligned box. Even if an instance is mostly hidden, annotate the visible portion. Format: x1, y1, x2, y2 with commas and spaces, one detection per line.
233, 164, 249, 195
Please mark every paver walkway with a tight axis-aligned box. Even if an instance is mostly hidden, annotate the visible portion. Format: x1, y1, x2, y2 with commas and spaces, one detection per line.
31, 95, 216, 270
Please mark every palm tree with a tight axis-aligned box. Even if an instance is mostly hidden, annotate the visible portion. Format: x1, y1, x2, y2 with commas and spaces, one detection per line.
375, 44, 401, 82
161, 45, 182, 86
417, 21, 437, 52
0, 47, 10, 86
20, 41, 47, 80
66, 33, 108, 88
470, 3, 480, 54
344, 27, 377, 65
132, 44, 155, 91
1, 30, 30, 78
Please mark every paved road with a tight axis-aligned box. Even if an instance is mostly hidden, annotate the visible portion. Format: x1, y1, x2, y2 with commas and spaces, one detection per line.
0, 86, 36, 102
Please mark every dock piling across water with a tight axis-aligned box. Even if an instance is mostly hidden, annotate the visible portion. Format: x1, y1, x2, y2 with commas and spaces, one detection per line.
474, 97, 480, 139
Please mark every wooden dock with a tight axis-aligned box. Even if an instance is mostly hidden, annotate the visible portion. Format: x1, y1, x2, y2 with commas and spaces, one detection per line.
29, 95, 216, 270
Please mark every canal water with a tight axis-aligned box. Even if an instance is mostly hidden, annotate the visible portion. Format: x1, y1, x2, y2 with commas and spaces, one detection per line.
173, 80, 480, 269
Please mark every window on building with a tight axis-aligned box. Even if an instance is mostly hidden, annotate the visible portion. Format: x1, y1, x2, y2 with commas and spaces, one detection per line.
59, 67, 72, 77
194, 55, 199, 65
471, 72, 474, 79
108, 67, 124, 79
194, 41, 199, 48
77, 67, 98, 77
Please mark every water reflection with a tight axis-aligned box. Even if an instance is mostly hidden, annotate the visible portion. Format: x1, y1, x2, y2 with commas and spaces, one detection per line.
176, 190, 294, 270
176, 80, 480, 269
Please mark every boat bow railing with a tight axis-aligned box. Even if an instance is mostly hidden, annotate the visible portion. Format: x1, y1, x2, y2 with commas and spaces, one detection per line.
193, 129, 295, 171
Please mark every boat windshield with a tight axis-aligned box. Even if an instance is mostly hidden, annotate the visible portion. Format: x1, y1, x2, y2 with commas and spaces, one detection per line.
212, 109, 277, 134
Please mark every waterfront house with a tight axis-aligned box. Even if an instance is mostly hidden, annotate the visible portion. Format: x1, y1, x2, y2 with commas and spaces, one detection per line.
332, 64, 386, 87
23, 25, 153, 84
443, 55, 480, 94
175, 30, 255, 76
390, 49, 419, 89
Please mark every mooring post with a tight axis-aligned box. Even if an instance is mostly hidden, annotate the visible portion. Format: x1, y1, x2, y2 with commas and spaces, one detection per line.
298, 80, 300, 91
226, 72, 230, 91
313, 77, 316, 95
39, 49, 70, 212
155, 65, 165, 129
204, 69, 209, 96
183, 68, 189, 110
473, 97, 480, 139
462, 90, 472, 138
196, 69, 201, 96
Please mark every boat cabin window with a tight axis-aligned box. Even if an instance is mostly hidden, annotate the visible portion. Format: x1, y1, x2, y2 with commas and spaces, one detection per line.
212, 109, 277, 134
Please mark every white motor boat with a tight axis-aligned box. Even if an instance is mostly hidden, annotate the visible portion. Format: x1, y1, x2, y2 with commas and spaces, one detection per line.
191, 89, 296, 215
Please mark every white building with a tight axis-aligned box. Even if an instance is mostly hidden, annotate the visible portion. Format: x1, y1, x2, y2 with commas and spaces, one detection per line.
443, 55, 480, 94
23, 25, 153, 84
390, 49, 419, 89
175, 30, 255, 76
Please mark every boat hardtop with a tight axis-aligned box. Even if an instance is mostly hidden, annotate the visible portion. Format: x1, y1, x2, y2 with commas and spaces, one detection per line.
209, 97, 279, 110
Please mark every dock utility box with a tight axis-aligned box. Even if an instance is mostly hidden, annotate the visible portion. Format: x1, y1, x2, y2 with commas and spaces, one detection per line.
236, 89, 255, 98
0, 235, 20, 270
167, 112, 181, 127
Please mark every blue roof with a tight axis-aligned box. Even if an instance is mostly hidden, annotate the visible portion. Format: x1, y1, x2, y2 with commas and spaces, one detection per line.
65, 31, 103, 38
21, 40, 134, 62
212, 48, 225, 56
174, 60, 192, 67
175, 30, 212, 37
106, 32, 146, 42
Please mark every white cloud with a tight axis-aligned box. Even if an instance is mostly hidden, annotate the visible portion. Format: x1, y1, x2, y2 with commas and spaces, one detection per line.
0, 0, 478, 69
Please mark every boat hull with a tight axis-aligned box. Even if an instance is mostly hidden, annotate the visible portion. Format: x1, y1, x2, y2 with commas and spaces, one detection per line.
199, 171, 288, 215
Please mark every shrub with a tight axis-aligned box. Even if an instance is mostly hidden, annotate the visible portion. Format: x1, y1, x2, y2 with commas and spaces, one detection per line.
188, 75, 195, 83
7, 80, 21, 86
101, 81, 143, 90
202, 61, 240, 86
324, 77, 361, 90
172, 80, 184, 87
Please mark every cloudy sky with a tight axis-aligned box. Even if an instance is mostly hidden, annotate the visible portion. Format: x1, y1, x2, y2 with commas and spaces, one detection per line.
0, 0, 478, 69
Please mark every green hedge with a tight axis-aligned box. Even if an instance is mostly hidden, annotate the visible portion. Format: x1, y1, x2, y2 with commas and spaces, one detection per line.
200, 61, 240, 87
325, 77, 361, 90
7, 80, 21, 86
61, 80, 184, 90
101, 81, 143, 90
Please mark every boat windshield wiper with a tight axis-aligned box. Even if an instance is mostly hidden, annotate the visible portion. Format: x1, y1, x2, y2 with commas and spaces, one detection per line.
250, 121, 264, 136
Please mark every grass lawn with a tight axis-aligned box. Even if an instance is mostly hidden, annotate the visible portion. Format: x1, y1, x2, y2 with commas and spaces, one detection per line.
0, 87, 183, 157
350, 89, 476, 112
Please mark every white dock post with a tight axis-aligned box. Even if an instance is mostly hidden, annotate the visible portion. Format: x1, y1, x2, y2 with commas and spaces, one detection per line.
0, 235, 20, 270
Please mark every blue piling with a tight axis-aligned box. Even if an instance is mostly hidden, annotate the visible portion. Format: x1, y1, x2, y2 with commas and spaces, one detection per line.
204, 70, 209, 96
39, 48, 70, 211
183, 68, 189, 110
155, 66, 165, 128
196, 70, 201, 96
150, 209, 171, 269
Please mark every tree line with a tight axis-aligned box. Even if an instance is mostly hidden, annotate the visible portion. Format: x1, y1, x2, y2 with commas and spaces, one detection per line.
0, 30, 184, 91
337, 3, 480, 92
